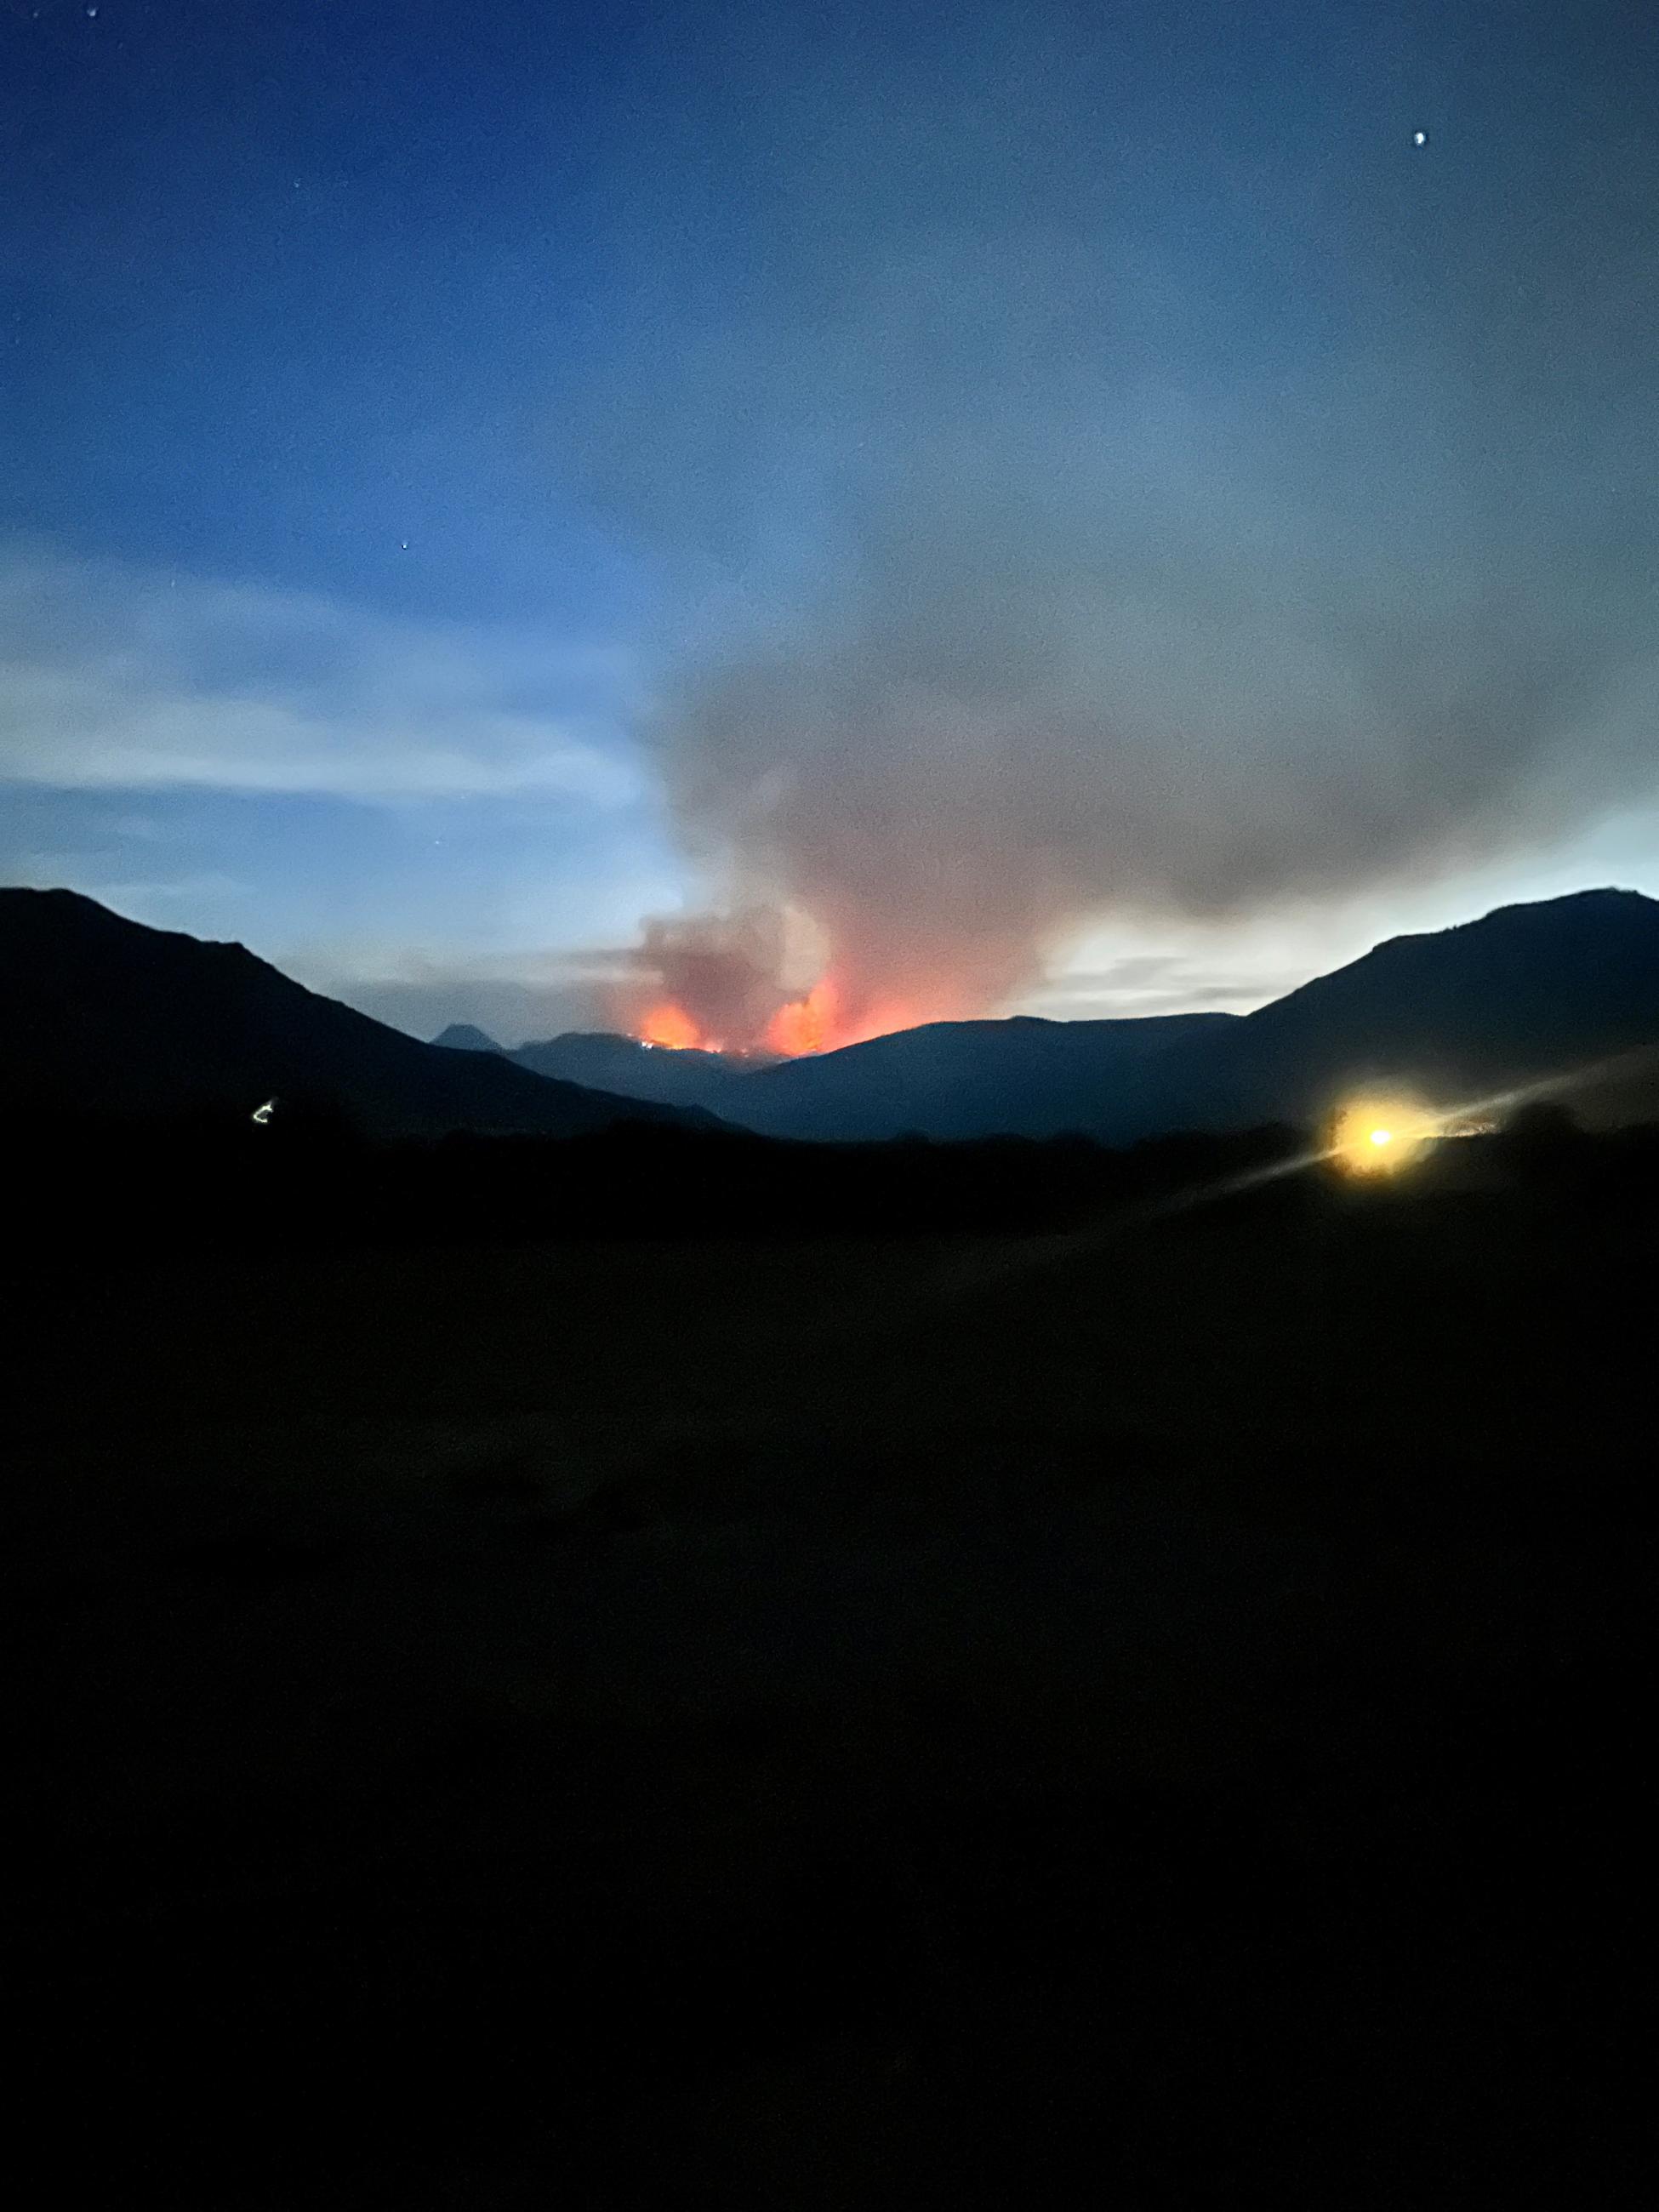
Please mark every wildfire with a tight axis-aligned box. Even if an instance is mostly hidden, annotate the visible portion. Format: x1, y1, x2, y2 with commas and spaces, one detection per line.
638, 1001, 702, 1051
764, 978, 837, 1057
634, 977, 916, 1058
764, 978, 918, 1056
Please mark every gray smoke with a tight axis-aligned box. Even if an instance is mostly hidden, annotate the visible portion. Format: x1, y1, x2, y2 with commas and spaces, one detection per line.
632, 909, 792, 1045
555, 3, 1659, 1036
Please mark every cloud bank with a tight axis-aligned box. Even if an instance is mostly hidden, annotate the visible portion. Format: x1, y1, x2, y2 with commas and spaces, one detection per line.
0, 543, 647, 804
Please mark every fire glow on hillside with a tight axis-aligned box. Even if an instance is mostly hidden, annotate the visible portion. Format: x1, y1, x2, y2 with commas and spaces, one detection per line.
619, 913, 926, 1056
637, 1002, 704, 1051
633, 974, 915, 1057
759, 977, 916, 1056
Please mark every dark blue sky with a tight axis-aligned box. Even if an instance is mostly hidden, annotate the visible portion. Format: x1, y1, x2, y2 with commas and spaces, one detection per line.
5, 1, 1658, 1041
6, 1, 655, 619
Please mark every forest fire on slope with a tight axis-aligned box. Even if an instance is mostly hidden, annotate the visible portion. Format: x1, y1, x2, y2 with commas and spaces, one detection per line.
619, 912, 926, 1057
637, 1002, 705, 1051
636, 975, 913, 1056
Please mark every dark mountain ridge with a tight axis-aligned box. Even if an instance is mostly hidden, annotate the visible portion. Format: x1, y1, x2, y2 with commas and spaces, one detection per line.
1106, 887, 1659, 1143
0, 889, 715, 1138
14, 884, 1659, 1150
508, 1030, 778, 1112
687, 888, 1659, 1142
727, 1011, 1239, 1142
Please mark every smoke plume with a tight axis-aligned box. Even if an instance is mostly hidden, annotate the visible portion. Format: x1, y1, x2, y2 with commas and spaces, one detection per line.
562, 4, 1659, 1045
632, 910, 795, 1048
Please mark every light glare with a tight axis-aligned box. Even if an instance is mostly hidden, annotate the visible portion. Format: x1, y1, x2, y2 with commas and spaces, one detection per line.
1330, 1093, 1438, 1174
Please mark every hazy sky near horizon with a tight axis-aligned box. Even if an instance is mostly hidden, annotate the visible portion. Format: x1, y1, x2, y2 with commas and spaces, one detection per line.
5, 1, 1658, 1043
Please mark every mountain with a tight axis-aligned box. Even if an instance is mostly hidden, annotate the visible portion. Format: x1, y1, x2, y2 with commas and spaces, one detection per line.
724, 1012, 1237, 1141
717, 890, 1659, 1143
431, 1022, 504, 1053
508, 1030, 778, 1113
19, 884, 1656, 1152
1103, 887, 1659, 1143
0, 890, 715, 1138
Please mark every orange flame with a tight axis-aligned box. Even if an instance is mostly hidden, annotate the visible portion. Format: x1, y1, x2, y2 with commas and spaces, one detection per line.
639, 1001, 702, 1051
763, 978, 915, 1056
764, 978, 836, 1056
634, 979, 918, 1058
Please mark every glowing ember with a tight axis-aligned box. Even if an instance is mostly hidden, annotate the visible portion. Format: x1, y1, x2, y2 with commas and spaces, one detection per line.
639, 1001, 701, 1051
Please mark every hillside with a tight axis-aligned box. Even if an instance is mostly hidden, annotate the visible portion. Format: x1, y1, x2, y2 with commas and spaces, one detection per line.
0, 889, 715, 1138
713, 889, 1659, 1143
25, 884, 1659, 1149
725, 1012, 1237, 1141
1105, 887, 1659, 1142
509, 1030, 775, 1112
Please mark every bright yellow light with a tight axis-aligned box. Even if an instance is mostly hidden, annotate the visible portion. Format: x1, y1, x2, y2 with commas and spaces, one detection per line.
1330, 1094, 1438, 1175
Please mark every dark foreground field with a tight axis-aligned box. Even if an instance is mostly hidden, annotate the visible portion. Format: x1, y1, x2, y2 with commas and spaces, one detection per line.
6, 1155, 1656, 2205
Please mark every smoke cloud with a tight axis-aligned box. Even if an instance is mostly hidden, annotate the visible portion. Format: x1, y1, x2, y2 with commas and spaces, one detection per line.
631, 909, 796, 1046
557, 3, 1659, 1043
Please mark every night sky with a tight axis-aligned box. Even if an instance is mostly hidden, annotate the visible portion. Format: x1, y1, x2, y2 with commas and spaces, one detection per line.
6, 1, 1658, 1044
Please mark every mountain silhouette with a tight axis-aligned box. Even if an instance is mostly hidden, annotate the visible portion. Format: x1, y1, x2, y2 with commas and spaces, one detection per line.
727, 1012, 1236, 1141
0, 890, 715, 1137
430, 1022, 504, 1054
715, 889, 1659, 1142
505, 1031, 777, 1112
1104, 887, 1659, 1142
13, 885, 1659, 1149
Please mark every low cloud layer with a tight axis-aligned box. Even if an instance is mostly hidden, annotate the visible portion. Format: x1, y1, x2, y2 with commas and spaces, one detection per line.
0, 543, 646, 804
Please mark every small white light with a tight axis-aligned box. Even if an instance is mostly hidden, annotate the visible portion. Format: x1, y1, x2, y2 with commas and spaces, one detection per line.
1414, 130, 1428, 146
1370, 1127, 1393, 1148
252, 1098, 276, 1126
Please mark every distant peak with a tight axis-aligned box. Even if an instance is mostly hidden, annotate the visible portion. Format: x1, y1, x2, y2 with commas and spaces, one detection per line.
1468, 885, 1653, 924
1374, 886, 1659, 954
2, 883, 124, 918
431, 1022, 504, 1052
